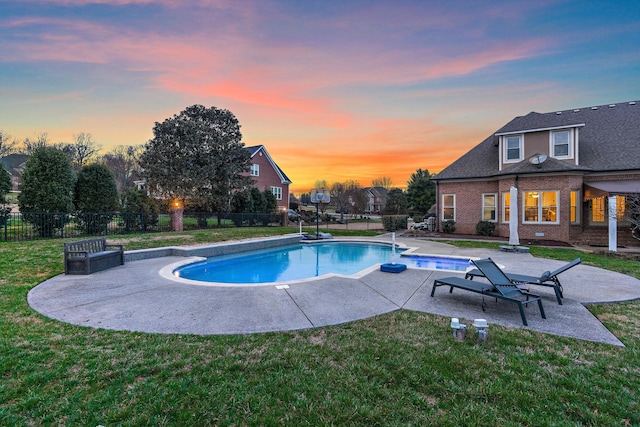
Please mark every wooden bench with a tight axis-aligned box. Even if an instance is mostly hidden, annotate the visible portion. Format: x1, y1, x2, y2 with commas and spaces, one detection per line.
64, 238, 124, 275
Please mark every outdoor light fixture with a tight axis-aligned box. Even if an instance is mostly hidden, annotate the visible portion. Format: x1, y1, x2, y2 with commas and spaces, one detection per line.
473, 319, 489, 343
450, 317, 466, 341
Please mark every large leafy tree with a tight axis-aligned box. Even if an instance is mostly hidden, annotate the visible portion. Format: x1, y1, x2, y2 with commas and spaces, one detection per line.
74, 163, 119, 234
140, 105, 252, 211
18, 147, 75, 236
406, 168, 435, 215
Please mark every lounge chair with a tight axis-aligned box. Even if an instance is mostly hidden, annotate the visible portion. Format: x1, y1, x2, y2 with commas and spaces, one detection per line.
431, 258, 546, 326
465, 258, 581, 305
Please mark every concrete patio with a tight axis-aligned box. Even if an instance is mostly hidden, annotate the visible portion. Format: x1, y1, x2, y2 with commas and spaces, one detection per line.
28, 236, 640, 346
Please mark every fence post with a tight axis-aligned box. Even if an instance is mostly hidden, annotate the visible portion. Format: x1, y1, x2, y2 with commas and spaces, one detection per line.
2, 210, 7, 241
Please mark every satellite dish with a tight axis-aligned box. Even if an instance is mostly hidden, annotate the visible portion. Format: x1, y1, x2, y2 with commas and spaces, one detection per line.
529, 154, 547, 166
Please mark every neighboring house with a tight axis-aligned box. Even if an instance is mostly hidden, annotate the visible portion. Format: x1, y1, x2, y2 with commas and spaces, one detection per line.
0, 153, 28, 191
432, 100, 640, 247
363, 186, 388, 213
244, 145, 292, 210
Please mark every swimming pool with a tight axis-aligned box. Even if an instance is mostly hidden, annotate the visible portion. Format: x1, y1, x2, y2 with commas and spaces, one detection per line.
171, 241, 473, 285
173, 242, 399, 284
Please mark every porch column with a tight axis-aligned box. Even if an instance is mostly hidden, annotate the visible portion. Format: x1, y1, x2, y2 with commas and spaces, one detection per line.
608, 196, 617, 252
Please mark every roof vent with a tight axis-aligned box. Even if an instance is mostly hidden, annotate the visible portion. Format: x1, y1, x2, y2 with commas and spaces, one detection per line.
556, 111, 562, 115
591, 106, 598, 110
573, 109, 580, 113
609, 104, 616, 108
630, 101, 637, 105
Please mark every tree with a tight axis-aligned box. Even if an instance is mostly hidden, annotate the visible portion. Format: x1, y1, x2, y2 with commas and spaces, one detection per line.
56, 132, 102, 171
262, 188, 277, 214
406, 168, 435, 215
372, 176, 393, 190
299, 192, 311, 205
120, 188, 159, 232
140, 105, 252, 211
330, 181, 347, 215
18, 147, 75, 236
383, 188, 408, 214
71, 132, 102, 170
0, 130, 18, 158
74, 163, 119, 234
21, 133, 49, 155
0, 167, 11, 203
102, 145, 142, 192
626, 193, 640, 241
344, 180, 365, 216
231, 188, 277, 214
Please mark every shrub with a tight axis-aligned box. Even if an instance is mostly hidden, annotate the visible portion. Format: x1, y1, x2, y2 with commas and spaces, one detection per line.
120, 189, 159, 232
442, 220, 456, 233
382, 215, 408, 231
476, 220, 496, 236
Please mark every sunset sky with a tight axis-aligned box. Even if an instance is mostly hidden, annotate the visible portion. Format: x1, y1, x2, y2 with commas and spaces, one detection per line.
2, 1, 639, 193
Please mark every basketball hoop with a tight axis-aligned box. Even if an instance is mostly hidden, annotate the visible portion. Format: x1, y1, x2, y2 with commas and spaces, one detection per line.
310, 188, 330, 204
310, 188, 330, 238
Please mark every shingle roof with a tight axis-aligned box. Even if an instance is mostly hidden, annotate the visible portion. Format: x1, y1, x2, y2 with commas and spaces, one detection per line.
433, 100, 640, 180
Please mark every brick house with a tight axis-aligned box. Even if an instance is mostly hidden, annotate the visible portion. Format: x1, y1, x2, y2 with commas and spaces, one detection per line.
432, 100, 640, 247
245, 145, 292, 210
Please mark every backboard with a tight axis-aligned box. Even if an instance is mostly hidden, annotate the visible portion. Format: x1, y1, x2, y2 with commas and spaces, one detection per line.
310, 188, 331, 204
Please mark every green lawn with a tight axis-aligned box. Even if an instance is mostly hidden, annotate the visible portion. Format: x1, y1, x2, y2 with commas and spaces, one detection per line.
1, 230, 639, 425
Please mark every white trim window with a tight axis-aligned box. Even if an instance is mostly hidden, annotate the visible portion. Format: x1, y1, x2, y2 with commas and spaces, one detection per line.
523, 191, 559, 224
271, 186, 282, 200
502, 191, 511, 223
482, 193, 497, 221
504, 135, 523, 162
551, 130, 573, 159
250, 164, 259, 176
442, 194, 456, 221
570, 190, 580, 224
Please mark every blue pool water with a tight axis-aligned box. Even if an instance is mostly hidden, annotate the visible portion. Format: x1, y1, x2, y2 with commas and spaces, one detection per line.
174, 242, 399, 284
173, 242, 472, 284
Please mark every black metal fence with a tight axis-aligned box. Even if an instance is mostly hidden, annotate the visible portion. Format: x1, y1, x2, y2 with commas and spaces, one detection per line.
0, 211, 283, 242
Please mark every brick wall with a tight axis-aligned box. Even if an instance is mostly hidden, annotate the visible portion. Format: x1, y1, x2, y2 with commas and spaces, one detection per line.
438, 174, 583, 241
245, 152, 290, 209
438, 180, 499, 235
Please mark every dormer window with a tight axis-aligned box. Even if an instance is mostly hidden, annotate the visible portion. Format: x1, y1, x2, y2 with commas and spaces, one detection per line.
551, 130, 573, 159
504, 135, 523, 162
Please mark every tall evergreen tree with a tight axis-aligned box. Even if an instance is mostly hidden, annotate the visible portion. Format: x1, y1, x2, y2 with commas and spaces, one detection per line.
74, 163, 119, 234
18, 147, 75, 236
406, 168, 435, 214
